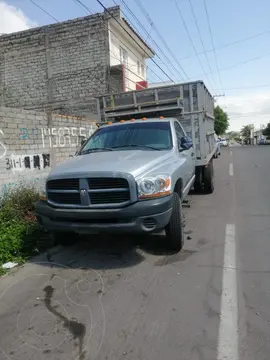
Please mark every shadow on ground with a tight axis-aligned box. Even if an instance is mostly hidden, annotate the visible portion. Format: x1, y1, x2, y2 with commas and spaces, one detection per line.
28, 232, 177, 271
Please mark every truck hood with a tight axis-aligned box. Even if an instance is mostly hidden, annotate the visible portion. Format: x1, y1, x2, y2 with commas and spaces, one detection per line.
49, 150, 173, 179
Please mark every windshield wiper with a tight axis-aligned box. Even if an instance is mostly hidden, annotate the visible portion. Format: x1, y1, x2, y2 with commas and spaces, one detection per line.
112, 144, 161, 151
80, 147, 113, 155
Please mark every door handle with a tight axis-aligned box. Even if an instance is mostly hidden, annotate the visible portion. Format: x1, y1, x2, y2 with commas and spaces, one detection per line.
191, 152, 194, 157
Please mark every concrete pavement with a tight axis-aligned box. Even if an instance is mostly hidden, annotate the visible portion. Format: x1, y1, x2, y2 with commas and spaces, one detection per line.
0, 145, 270, 360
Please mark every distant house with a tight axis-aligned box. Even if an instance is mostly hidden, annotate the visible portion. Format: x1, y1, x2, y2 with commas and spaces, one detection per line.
0, 6, 154, 117
253, 128, 265, 144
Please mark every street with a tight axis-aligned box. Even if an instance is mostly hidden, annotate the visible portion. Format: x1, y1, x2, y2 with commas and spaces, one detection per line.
0, 145, 270, 360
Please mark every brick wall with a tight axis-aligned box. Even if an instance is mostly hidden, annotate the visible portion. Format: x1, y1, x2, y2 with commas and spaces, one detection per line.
0, 7, 123, 117
0, 107, 97, 196
110, 64, 125, 93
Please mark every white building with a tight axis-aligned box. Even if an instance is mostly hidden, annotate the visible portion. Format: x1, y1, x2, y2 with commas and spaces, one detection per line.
108, 7, 155, 91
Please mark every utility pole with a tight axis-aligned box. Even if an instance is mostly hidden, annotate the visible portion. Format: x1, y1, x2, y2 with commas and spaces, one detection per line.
250, 124, 255, 145
213, 94, 225, 102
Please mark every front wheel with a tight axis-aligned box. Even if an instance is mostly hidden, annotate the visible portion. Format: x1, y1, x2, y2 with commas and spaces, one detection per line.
53, 231, 78, 246
165, 193, 184, 252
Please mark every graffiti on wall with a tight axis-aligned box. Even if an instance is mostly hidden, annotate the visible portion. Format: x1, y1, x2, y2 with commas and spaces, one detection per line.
1, 176, 46, 196
5, 153, 50, 172
18, 126, 95, 148
41, 126, 95, 148
19, 127, 39, 140
0, 129, 7, 160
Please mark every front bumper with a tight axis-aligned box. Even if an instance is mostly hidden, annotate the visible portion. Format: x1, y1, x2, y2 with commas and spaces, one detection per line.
35, 195, 173, 234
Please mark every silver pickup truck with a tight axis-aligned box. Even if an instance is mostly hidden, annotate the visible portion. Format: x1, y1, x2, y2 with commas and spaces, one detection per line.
35, 117, 195, 252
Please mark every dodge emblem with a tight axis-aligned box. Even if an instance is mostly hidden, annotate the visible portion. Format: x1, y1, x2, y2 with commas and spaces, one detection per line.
80, 189, 87, 196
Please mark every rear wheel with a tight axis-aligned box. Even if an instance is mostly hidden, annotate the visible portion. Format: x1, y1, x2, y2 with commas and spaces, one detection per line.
194, 166, 204, 193
165, 192, 184, 252
203, 160, 214, 194
53, 231, 78, 246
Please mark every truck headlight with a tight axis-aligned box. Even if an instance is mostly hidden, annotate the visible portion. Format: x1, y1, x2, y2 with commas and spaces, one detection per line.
137, 175, 172, 199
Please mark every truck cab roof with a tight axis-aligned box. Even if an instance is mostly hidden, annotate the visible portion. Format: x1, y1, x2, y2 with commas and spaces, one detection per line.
97, 117, 175, 128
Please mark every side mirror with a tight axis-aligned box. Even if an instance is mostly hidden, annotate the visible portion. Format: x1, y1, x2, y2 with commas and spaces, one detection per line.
179, 136, 193, 151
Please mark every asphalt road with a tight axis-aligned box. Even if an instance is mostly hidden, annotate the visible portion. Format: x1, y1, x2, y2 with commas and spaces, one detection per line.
0, 144, 270, 360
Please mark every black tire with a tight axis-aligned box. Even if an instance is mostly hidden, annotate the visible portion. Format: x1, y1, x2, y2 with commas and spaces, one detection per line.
194, 166, 204, 193
53, 231, 78, 246
165, 192, 184, 252
204, 161, 214, 194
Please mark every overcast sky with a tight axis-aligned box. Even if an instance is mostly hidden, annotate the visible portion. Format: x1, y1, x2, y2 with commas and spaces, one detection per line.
1, 0, 270, 132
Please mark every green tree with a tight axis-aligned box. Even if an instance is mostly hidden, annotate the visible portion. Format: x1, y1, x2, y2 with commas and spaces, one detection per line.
226, 131, 239, 140
240, 124, 252, 139
214, 106, 229, 135
262, 123, 270, 139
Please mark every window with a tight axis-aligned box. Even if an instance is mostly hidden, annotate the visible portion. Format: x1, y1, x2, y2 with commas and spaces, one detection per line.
120, 47, 128, 66
174, 121, 185, 147
80, 122, 173, 153
137, 60, 141, 75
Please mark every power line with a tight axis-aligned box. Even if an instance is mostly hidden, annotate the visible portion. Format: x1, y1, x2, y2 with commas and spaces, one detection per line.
116, 0, 186, 81
74, 0, 167, 83
29, 0, 59, 22
29, 0, 164, 87
133, 0, 189, 80
95, 0, 175, 82
203, 0, 224, 92
113, 0, 178, 80
161, 28, 270, 63
110, 50, 156, 84
220, 51, 270, 72
117, 0, 153, 42
71, 0, 92, 15
28, 0, 150, 99
173, 0, 214, 91
187, 0, 218, 90
28, 0, 107, 89
195, 50, 270, 77
73, 0, 155, 84
227, 113, 270, 118
213, 83, 270, 91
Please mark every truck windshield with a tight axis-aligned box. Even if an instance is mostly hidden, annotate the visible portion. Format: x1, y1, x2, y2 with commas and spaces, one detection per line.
79, 121, 172, 154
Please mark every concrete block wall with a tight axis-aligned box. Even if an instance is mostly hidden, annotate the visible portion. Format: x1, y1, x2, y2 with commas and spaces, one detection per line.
0, 8, 118, 117
110, 64, 125, 93
0, 107, 97, 197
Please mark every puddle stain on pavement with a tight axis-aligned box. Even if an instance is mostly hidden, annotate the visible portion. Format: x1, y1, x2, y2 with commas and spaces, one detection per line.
43, 285, 86, 360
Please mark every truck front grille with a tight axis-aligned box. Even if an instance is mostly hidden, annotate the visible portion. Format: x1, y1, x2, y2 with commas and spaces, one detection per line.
90, 190, 130, 204
47, 177, 131, 207
47, 179, 79, 190
88, 177, 130, 204
87, 177, 128, 189
48, 192, 81, 205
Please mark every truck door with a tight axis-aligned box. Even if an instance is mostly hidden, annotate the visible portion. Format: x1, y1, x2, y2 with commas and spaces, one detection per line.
174, 121, 195, 187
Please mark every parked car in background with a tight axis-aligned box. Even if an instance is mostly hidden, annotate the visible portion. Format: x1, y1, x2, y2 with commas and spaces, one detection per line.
258, 136, 265, 145
214, 134, 221, 158
219, 138, 228, 147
